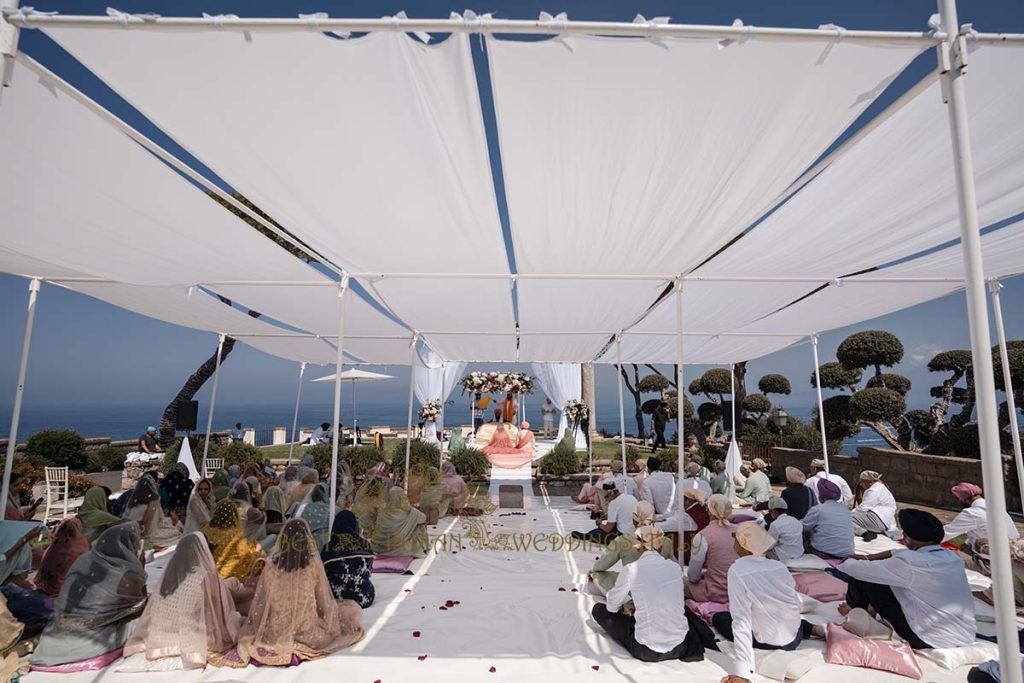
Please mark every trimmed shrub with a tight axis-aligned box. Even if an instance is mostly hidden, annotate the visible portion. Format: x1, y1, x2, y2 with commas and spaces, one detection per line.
85, 445, 130, 473
758, 374, 792, 395
837, 330, 904, 371
219, 440, 265, 470
25, 429, 87, 470
451, 447, 489, 478
865, 373, 912, 396
741, 393, 772, 415
849, 387, 905, 423
312, 444, 383, 477
540, 433, 580, 476
814, 362, 863, 391
700, 444, 726, 463
389, 438, 442, 472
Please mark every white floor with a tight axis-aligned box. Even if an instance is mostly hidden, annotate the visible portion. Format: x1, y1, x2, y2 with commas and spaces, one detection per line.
26, 495, 1006, 683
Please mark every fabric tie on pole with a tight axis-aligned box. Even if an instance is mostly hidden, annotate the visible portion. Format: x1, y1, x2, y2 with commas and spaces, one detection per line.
104, 7, 159, 25
538, 11, 573, 52
632, 14, 671, 49
1, 6, 58, 23
717, 18, 752, 49
815, 23, 847, 64
385, 11, 430, 44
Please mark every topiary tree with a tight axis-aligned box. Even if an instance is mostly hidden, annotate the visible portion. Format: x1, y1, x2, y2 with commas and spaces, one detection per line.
741, 393, 772, 418
688, 368, 734, 437
220, 441, 266, 470
637, 374, 671, 396
865, 373, 912, 396
450, 447, 489, 478
815, 395, 861, 443
836, 330, 904, 384
758, 374, 792, 396
814, 362, 863, 392
26, 429, 87, 470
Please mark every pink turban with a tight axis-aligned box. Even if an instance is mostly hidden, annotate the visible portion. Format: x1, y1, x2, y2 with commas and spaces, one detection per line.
785, 466, 806, 485
951, 482, 983, 503
817, 478, 842, 502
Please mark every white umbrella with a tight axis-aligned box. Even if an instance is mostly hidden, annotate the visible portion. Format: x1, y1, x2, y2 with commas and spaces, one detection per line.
312, 368, 394, 445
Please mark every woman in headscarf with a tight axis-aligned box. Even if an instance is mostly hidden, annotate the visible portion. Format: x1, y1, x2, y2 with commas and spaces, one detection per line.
589, 501, 672, 595
230, 481, 267, 542
184, 477, 216, 535
408, 464, 444, 524
244, 476, 263, 507
160, 463, 194, 519
123, 476, 182, 547
439, 460, 467, 515
279, 465, 300, 499
300, 452, 316, 470
77, 485, 121, 543
34, 518, 89, 597
365, 461, 394, 490
120, 532, 242, 670
227, 465, 241, 487
779, 466, 816, 520
298, 483, 333, 551
681, 487, 711, 565
32, 523, 148, 667
231, 519, 364, 666
287, 468, 319, 511
202, 499, 265, 583
320, 511, 375, 608
371, 487, 429, 558
632, 457, 649, 502
685, 494, 739, 603
336, 460, 356, 509
353, 476, 388, 538
262, 485, 288, 535
211, 469, 231, 501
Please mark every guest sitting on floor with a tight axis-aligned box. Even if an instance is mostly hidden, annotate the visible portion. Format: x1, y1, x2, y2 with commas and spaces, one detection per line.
805, 458, 853, 505
572, 481, 637, 544
837, 508, 975, 650
851, 470, 898, 540
354, 476, 389, 539
712, 522, 814, 683
592, 526, 707, 662
516, 421, 536, 452
765, 496, 804, 562
632, 457, 649, 501
230, 480, 268, 544
321, 510, 376, 608
297, 483, 333, 551
686, 494, 738, 603
184, 477, 216, 535
33, 517, 89, 597
944, 482, 1019, 562
801, 478, 855, 559
262, 485, 288, 535
211, 469, 231, 501
608, 459, 638, 498
203, 500, 266, 583
588, 501, 673, 595
371, 487, 430, 558
121, 532, 248, 670
734, 459, 771, 505
122, 476, 182, 548
779, 467, 816, 520
682, 462, 713, 499
78, 485, 122, 543
641, 456, 677, 523
440, 461, 468, 515
32, 523, 149, 668
160, 463, 194, 520
0, 527, 38, 590
968, 658, 1022, 683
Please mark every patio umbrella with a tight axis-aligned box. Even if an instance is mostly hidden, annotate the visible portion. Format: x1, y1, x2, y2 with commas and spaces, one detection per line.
312, 368, 394, 445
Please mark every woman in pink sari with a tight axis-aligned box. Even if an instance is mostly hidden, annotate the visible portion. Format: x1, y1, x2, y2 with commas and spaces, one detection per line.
483, 422, 535, 469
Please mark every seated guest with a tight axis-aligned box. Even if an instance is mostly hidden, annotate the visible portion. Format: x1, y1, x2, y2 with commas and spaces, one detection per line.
837, 508, 975, 650
370, 487, 430, 558
641, 456, 677, 522
310, 422, 331, 445
440, 461, 468, 514
713, 523, 812, 682
975, 538, 1024, 616
211, 469, 231, 501
0, 527, 38, 589
409, 465, 444, 525
0, 591, 23, 656
77, 485, 121, 543
805, 458, 853, 504
851, 470, 897, 539
686, 494, 738, 603
589, 502, 672, 595
354, 477, 389, 538
279, 465, 300, 499
244, 475, 264, 507
184, 477, 216, 535
968, 659, 1022, 683
261, 485, 288, 535
122, 532, 245, 670
516, 421, 536, 452
34, 518, 89, 597
690, 454, 712, 482
608, 459, 638, 498
682, 462, 713, 499
123, 476, 182, 547
765, 497, 804, 562
337, 461, 356, 509
735, 459, 771, 505
779, 467, 816, 520
160, 463, 194, 519
286, 468, 319, 510
572, 481, 637, 543
3, 471, 42, 521
233, 519, 364, 666
227, 465, 242, 487
709, 460, 733, 499
482, 422, 535, 468
592, 526, 705, 662
364, 461, 395, 491
801, 479, 855, 559
32, 523, 148, 667
298, 483, 334, 551
680, 488, 710, 563
230, 481, 267, 543
321, 511, 376, 608
203, 500, 266, 583
944, 482, 1019, 558
632, 458, 649, 501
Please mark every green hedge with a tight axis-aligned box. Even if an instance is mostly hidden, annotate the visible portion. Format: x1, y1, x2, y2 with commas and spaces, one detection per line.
85, 445, 130, 473
540, 433, 580, 476
26, 429, 87, 470
451, 448, 489, 478
311, 443, 383, 477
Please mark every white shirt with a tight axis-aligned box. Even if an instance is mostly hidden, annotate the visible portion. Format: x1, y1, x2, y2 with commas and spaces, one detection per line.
643, 471, 677, 520
310, 426, 326, 444
606, 551, 690, 653
806, 472, 853, 505
726, 555, 803, 678
683, 476, 712, 499
854, 481, 897, 531
605, 493, 638, 535
612, 473, 639, 499
542, 402, 557, 417
768, 513, 804, 562
801, 500, 855, 558
838, 546, 976, 648
943, 498, 1019, 548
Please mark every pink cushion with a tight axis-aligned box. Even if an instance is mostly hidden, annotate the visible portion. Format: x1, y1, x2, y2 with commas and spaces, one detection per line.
373, 554, 415, 574
685, 599, 730, 628
32, 648, 124, 673
825, 623, 923, 679
794, 572, 848, 602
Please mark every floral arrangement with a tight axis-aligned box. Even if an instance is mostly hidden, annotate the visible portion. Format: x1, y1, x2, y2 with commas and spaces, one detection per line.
459, 372, 535, 395
419, 399, 442, 422
564, 399, 590, 428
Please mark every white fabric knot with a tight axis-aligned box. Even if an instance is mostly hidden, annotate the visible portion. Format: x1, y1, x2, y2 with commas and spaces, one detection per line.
203, 13, 238, 27
539, 11, 573, 52
831, 277, 843, 288
105, 7, 131, 25
298, 11, 327, 30
384, 11, 431, 44
633, 14, 671, 48
1, 6, 59, 23
717, 18, 752, 50
818, 23, 847, 41
927, 13, 943, 33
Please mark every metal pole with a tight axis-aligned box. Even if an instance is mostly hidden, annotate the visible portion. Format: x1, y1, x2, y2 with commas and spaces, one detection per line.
674, 280, 686, 567
201, 333, 226, 477
329, 278, 350, 514
811, 335, 830, 476
287, 361, 306, 465
352, 380, 358, 446
404, 336, 418, 491
615, 335, 627, 472
990, 280, 1024, 516
938, 2, 1020, 679
729, 363, 736, 439
0, 277, 39, 521
588, 363, 594, 484
439, 363, 447, 468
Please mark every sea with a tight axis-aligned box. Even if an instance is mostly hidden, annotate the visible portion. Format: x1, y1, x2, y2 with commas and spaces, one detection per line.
0, 401, 883, 455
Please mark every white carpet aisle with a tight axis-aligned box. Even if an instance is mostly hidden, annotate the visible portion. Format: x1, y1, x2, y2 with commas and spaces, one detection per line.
25, 496, 1003, 683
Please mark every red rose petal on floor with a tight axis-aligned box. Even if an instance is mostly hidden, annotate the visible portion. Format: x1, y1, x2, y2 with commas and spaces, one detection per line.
592, 665, 600, 671
558, 587, 566, 592
453, 600, 461, 605
571, 588, 579, 592
439, 606, 448, 610
489, 666, 497, 673
413, 631, 421, 637
418, 655, 428, 661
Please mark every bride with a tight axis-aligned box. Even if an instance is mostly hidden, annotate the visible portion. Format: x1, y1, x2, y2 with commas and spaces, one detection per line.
482, 421, 536, 468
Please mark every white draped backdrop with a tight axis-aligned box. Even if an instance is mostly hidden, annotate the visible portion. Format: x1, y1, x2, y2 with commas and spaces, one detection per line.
413, 349, 466, 434
531, 363, 587, 449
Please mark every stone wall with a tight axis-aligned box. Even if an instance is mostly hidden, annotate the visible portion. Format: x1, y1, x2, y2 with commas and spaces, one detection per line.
768, 446, 1021, 512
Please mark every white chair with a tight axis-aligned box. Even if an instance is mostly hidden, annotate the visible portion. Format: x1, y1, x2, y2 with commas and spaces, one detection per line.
204, 458, 224, 477
43, 466, 69, 524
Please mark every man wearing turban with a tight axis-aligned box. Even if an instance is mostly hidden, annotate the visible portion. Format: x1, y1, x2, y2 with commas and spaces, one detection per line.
804, 458, 853, 505
850, 470, 897, 541
801, 478, 855, 559
944, 482, 1019, 576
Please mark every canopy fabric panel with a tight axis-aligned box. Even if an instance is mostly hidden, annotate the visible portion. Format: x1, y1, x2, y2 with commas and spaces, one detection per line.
371, 277, 515, 335
597, 333, 807, 366
519, 334, 612, 363
516, 279, 666, 340
700, 45, 1024, 281
237, 335, 339, 366
487, 34, 926, 281
531, 362, 586, 446
421, 334, 518, 363
44, 27, 515, 338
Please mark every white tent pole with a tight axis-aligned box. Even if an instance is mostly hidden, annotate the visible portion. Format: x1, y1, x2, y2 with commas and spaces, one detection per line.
616, 335, 627, 472
811, 335, 831, 476
730, 363, 736, 439
439, 363, 446, 468
675, 280, 686, 567
990, 280, 1024, 515
938, 2, 1020, 680
329, 278, 350, 514
287, 361, 307, 465
404, 336, 418, 491
588, 362, 595, 485
352, 380, 358, 446
0, 277, 40, 521
201, 333, 226, 475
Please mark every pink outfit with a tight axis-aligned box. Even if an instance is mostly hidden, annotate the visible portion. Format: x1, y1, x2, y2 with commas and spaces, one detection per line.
484, 426, 536, 469
688, 522, 739, 603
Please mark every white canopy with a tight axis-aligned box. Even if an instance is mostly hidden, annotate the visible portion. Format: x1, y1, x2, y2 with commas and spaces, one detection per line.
311, 369, 395, 383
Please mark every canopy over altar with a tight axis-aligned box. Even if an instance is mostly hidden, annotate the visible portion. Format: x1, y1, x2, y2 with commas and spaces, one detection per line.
1, 5, 1024, 677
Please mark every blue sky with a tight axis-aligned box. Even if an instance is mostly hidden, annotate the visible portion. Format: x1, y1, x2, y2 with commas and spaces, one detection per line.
1, 0, 1022, 434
